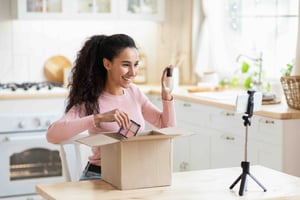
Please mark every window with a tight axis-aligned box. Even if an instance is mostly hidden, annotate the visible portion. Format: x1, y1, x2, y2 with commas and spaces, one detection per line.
193, 0, 298, 87
227, 0, 298, 79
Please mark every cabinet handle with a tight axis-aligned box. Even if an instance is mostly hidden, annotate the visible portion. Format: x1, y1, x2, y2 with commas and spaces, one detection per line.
221, 135, 235, 141
259, 118, 275, 124
221, 111, 235, 116
183, 103, 192, 107
179, 161, 189, 171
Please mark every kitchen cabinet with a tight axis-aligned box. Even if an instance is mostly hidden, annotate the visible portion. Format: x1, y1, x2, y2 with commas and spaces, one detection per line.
248, 116, 298, 173
147, 93, 300, 176
173, 100, 211, 172
12, 0, 164, 20
12, 0, 65, 19
119, 0, 164, 21
146, 94, 211, 172
210, 129, 245, 169
208, 107, 245, 169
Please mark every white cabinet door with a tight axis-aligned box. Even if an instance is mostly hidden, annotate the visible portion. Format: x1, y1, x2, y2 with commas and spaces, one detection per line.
208, 106, 249, 168
12, 0, 118, 19
173, 100, 211, 172
249, 116, 283, 171
173, 136, 189, 172
12, 0, 65, 19
207, 106, 245, 135
210, 128, 245, 168
67, 0, 119, 19
119, 0, 164, 21
188, 129, 211, 170
250, 140, 282, 171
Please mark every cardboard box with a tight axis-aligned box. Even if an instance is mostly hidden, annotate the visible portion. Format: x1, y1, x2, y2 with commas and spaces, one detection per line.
76, 127, 187, 190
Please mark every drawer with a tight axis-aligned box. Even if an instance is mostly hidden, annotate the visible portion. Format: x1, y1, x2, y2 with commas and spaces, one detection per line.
250, 116, 282, 145
175, 100, 210, 128
208, 107, 245, 136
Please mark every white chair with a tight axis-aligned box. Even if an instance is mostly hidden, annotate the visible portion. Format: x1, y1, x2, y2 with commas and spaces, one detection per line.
59, 131, 90, 181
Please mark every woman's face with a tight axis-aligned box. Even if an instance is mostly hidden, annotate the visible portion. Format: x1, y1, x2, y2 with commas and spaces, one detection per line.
104, 47, 139, 92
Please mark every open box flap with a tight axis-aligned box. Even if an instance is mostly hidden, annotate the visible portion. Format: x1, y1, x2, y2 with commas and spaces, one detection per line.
151, 127, 193, 136
76, 127, 192, 147
127, 127, 193, 141
76, 132, 120, 147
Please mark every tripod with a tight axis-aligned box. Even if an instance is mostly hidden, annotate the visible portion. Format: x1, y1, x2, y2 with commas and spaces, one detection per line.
229, 90, 267, 196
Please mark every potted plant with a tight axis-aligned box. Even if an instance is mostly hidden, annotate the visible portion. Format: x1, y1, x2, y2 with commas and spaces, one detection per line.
219, 59, 270, 92
280, 61, 300, 109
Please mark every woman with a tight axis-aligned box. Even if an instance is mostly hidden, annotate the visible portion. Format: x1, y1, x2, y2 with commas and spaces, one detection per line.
46, 33, 176, 180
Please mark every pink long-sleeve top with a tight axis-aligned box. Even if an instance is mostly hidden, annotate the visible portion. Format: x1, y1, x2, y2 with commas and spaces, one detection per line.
46, 84, 176, 165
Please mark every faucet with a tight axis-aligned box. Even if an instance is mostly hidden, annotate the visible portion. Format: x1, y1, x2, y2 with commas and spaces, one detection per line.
236, 52, 263, 90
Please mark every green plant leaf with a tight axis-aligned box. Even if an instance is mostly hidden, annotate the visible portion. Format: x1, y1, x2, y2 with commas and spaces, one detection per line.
244, 76, 252, 89
241, 61, 250, 73
285, 63, 293, 76
230, 77, 239, 87
266, 82, 271, 92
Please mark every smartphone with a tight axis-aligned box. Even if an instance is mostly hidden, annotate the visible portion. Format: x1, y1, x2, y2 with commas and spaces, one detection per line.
235, 91, 262, 114
118, 120, 141, 138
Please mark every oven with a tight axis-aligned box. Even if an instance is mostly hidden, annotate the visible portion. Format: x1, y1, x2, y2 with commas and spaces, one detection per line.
0, 82, 68, 199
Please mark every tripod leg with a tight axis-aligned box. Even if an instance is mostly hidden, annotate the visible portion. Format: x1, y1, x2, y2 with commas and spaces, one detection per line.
229, 174, 242, 189
239, 173, 247, 196
248, 173, 267, 192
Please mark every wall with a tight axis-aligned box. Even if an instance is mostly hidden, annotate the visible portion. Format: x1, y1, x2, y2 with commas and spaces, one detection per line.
158, 0, 193, 85
0, 0, 193, 84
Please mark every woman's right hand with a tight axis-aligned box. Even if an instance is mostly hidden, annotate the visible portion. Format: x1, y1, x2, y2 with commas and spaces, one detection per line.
161, 64, 174, 101
93, 109, 130, 129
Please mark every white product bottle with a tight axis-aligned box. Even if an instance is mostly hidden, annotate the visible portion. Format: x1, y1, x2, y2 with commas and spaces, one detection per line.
166, 67, 173, 92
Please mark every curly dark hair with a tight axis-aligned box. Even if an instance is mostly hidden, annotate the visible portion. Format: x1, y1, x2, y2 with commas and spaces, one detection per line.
65, 34, 137, 116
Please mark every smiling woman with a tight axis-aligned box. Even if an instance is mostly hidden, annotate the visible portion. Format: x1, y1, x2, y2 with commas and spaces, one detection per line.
45, 33, 176, 181
102, 47, 139, 92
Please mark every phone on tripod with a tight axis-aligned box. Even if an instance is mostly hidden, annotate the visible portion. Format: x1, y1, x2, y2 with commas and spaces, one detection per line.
235, 91, 262, 114
230, 90, 267, 196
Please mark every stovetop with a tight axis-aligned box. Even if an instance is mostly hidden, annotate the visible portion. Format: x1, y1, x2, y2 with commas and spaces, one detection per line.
0, 81, 69, 100
0, 81, 62, 91
0, 82, 67, 130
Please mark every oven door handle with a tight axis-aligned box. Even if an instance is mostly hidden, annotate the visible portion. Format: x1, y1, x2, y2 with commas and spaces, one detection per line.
2, 135, 46, 142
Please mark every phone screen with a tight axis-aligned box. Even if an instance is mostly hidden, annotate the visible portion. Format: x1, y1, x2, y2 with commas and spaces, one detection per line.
235, 91, 262, 113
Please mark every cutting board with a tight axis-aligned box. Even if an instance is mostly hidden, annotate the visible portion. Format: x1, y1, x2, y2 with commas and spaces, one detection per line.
262, 98, 281, 105
44, 55, 72, 84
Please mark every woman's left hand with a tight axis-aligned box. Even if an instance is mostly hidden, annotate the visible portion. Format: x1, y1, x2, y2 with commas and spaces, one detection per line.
161, 65, 174, 101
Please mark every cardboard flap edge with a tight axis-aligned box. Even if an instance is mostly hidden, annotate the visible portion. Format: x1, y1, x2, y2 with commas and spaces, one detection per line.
76, 132, 120, 147
151, 127, 193, 137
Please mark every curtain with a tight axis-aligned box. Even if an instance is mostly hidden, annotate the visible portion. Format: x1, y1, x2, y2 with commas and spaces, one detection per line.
192, 0, 230, 78
294, 1, 300, 75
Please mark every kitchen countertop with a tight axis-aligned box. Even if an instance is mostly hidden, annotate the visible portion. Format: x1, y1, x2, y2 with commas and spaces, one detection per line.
143, 85, 300, 120
1, 84, 299, 119
0, 87, 69, 100
36, 165, 300, 200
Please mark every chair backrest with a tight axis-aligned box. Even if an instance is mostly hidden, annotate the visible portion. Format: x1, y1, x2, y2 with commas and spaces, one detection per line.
59, 131, 90, 181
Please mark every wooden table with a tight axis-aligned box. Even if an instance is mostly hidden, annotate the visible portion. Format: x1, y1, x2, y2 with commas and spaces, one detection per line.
36, 165, 300, 200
